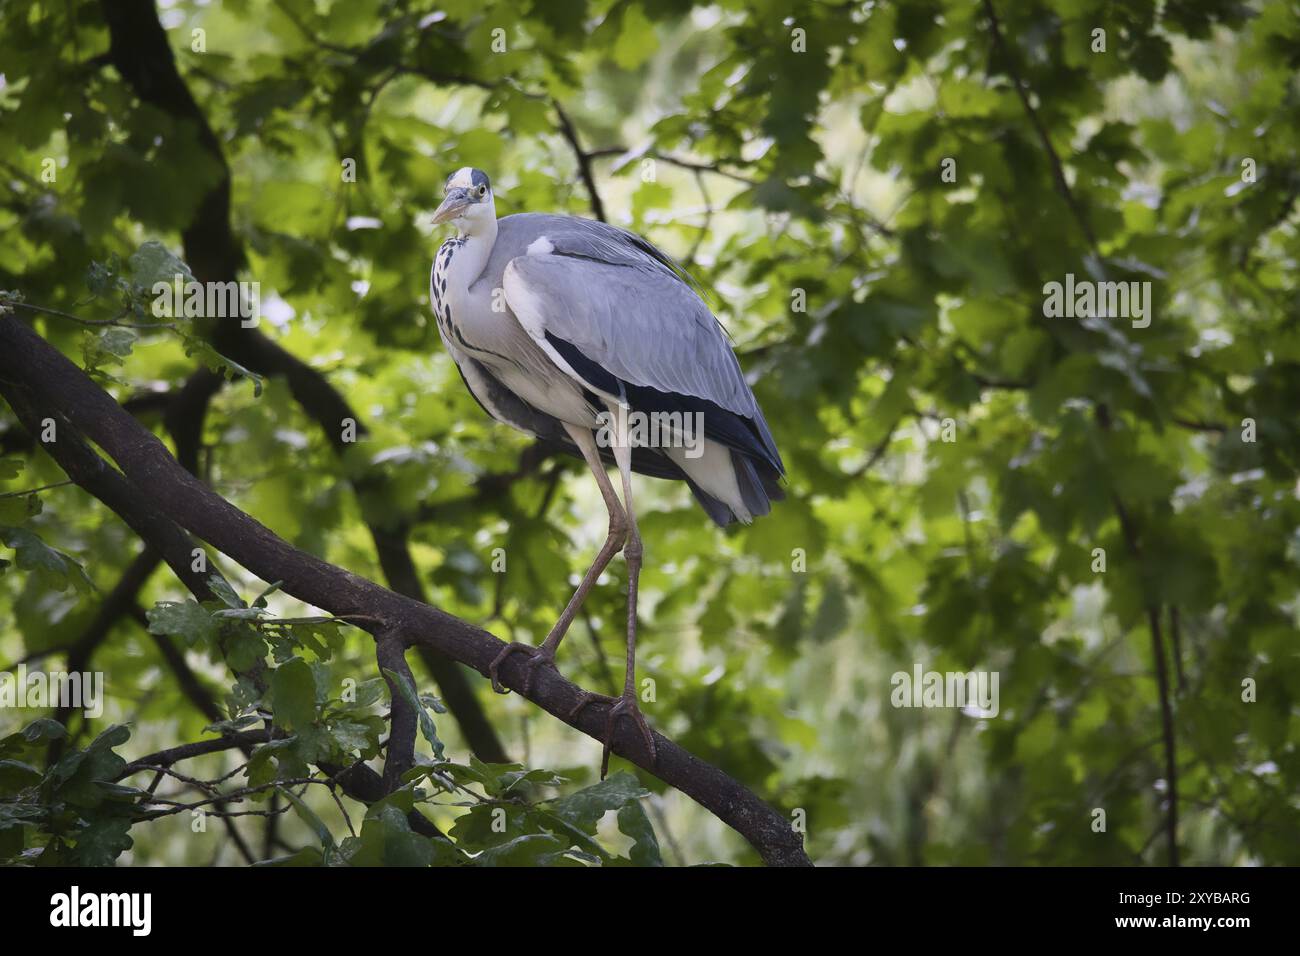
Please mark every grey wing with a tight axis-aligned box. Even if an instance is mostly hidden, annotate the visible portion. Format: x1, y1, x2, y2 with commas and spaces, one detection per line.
442, 338, 696, 482
505, 255, 751, 412
501, 226, 783, 474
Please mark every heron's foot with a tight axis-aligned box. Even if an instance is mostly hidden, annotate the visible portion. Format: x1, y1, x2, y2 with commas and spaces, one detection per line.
489, 642, 556, 695
569, 690, 658, 779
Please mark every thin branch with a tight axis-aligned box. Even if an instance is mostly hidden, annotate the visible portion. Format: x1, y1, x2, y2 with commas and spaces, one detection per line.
586, 146, 759, 186
554, 100, 606, 222
140, 776, 341, 818
118, 731, 277, 778
1171, 417, 1226, 435
686, 169, 712, 269
0, 480, 73, 498
983, 0, 1098, 254
10, 300, 177, 330
1169, 605, 1187, 694
1096, 405, 1179, 867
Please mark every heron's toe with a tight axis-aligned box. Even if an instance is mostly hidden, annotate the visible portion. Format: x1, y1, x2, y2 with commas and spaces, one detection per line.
488, 642, 555, 695
570, 690, 657, 778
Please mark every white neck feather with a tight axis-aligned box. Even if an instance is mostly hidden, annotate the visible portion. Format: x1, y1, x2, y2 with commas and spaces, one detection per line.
447, 215, 497, 293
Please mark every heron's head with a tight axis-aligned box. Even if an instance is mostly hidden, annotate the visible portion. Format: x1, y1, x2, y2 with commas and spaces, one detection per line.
431, 167, 495, 235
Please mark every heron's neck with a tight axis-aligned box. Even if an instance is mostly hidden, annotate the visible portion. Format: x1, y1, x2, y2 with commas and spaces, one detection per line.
448, 217, 498, 291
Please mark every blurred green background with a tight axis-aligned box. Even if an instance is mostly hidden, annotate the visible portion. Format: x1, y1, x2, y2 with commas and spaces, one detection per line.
1, 0, 1298, 865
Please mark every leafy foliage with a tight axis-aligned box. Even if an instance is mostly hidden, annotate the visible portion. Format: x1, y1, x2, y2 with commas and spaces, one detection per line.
0, 721, 143, 865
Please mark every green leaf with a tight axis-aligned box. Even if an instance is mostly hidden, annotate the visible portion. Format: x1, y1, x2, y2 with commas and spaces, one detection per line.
383, 668, 445, 761
271, 658, 317, 732
127, 240, 193, 290
612, 5, 656, 70
226, 624, 268, 672
254, 846, 325, 867
0, 719, 67, 758
252, 580, 284, 607
202, 714, 261, 735
44, 725, 131, 807
548, 771, 650, 832
335, 805, 434, 867
72, 814, 134, 867
0, 494, 40, 525
146, 599, 221, 648
616, 802, 662, 866
276, 784, 334, 849
327, 716, 382, 757
0, 526, 95, 594
207, 574, 245, 609
183, 338, 266, 396
473, 833, 567, 867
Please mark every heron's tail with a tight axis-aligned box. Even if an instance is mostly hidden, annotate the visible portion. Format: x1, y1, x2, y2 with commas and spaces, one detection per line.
676, 444, 784, 527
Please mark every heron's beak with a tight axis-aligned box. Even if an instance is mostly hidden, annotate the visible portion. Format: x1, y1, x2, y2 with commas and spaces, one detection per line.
430, 188, 472, 225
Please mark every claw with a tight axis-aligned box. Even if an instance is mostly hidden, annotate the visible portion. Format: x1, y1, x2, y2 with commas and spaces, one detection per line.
570, 690, 657, 778
489, 642, 555, 695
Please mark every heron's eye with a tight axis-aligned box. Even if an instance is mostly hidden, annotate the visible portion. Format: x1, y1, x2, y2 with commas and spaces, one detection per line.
476, 185, 487, 198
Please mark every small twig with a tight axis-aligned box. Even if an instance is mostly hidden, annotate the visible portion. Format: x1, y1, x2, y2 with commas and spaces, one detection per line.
983, 0, 1098, 255
1169, 606, 1187, 694
139, 776, 339, 818
686, 169, 712, 269
1171, 417, 1226, 434
326, 782, 357, 839
554, 100, 607, 223
586, 147, 758, 186
0, 480, 74, 498
1097, 405, 1179, 868
11, 300, 178, 331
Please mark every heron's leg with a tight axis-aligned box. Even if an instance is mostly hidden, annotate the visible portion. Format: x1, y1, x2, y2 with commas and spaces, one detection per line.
489, 423, 627, 695
569, 435, 657, 778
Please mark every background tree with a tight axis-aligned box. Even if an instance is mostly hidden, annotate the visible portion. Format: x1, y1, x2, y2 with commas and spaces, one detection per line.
0, 0, 1297, 865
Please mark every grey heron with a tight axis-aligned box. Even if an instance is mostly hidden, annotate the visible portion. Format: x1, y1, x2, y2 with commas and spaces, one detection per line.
429, 167, 784, 775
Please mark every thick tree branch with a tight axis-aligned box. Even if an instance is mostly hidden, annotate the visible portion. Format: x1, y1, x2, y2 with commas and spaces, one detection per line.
1, 356, 450, 844
43, 368, 221, 754
0, 316, 811, 866
118, 730, 278, 778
